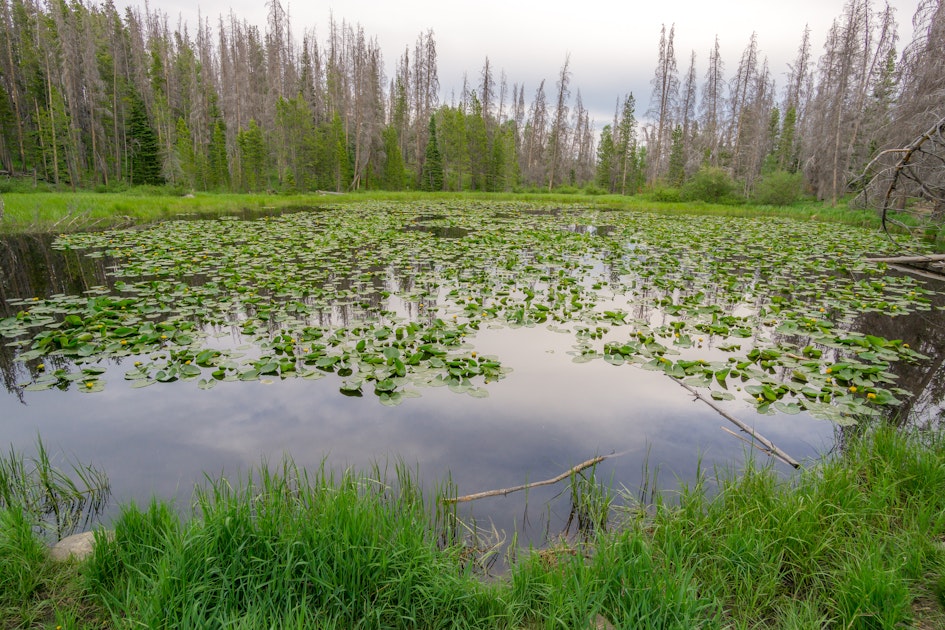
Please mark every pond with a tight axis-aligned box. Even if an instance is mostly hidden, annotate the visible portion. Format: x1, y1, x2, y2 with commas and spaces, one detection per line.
2, 201, 943, 545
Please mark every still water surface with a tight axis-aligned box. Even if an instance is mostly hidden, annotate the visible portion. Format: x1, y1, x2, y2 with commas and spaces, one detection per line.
1, 206, 942, 545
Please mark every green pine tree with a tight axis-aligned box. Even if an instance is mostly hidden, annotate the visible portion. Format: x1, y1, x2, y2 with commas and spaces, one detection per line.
596, 124, 616, 191
381, 125, 406, 190
667, 125, 685, 187
421, 116, 443, 191
174, 117, 195, 189
126, 93, 163, 186
207, 118, 229, 190
237, 119, 267, 192
777, 107, 798, 173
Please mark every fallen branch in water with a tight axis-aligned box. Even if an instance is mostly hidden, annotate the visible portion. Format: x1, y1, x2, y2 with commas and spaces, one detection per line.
864, 254, 945, 263
675, 380, 801, 469
445, 452, 625, 503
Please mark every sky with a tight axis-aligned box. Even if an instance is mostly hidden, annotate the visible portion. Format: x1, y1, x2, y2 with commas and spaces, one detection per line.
123, 0, 920, 126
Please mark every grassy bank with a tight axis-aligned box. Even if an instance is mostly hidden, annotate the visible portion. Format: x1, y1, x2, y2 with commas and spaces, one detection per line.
0, 188, 901, 237
2, 424, 944, 628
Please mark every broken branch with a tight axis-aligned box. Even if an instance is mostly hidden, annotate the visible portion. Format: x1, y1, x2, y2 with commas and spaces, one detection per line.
445, 452, 625, 503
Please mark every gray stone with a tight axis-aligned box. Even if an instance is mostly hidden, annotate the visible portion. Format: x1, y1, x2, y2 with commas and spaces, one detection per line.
49, 530, 106, 562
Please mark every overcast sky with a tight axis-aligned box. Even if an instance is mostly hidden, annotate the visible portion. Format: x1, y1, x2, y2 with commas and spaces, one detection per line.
123, 0, 920, 125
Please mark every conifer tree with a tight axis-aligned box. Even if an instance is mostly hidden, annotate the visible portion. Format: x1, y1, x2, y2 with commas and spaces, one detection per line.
667, 125, 685, 186
126, 92, 162, 185
381, 125, 407, 190
237, 119, 267, 192
596, 124, 616, 191
178, 118, 201, 186
420, 115, 443, 191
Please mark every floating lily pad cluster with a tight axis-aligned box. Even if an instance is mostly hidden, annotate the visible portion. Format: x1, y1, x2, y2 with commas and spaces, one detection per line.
2, 201, 940, 418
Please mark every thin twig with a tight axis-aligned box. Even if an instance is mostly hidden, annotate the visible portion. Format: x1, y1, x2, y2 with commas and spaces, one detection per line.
445, 452, 627, 504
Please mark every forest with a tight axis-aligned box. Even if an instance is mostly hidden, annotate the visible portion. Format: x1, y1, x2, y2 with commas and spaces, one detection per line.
0, 0, 941, 202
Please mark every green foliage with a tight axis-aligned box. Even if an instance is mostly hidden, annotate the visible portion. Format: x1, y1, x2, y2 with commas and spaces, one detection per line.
326, 113, 353, 192
421, 116, 444, 191
173, 117, 195, 189
666, 125, 686, 187
681, 167, 734, 203
615, 93, 640, 194
651, 186, 682, 202
753, 170, 804, 206
832, 547, 912, 629
126, 93, 163, 186
237, 120, 268, 192
381, 125, 407, 190
466, 94, 490, 191
207, 117, 230, 190
2, 424, 945, 627
778, 106, 799, 172
595, 124, 616, 192
85, 462, 499, 628
0, 507, 48, 612
436, 106, 469, 191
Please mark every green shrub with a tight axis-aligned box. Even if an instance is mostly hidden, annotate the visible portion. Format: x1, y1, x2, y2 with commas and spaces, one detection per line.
0, 177, 53, 194
554, 185, 580, 194
681, 167, 733, 203
651, 186, 681, 202
754, 171, 804, 206
582, 185, 607, 196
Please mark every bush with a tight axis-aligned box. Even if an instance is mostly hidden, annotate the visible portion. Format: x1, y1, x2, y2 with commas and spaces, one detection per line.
651, 186, 681, 202
753, 171, 803, 206
0, 177, 54, 194
681, 167, 734, 203
554, 185, 580, 194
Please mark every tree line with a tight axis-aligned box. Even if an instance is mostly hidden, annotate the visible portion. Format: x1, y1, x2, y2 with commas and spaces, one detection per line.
0, 0, 941, 202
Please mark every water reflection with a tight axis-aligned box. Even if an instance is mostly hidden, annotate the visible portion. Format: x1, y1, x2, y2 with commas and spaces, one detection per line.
2, 207, 944, 548
403, 216, 472, 239
565, 224, 616, 237
0, 232, 115, 304
850, 276, 945, 428
0, 322, 834, 545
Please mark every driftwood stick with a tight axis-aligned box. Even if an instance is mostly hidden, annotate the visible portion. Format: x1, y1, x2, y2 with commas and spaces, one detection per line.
445, 452, 623, 504
675, 380, 801, 469
865, 254, 945, 263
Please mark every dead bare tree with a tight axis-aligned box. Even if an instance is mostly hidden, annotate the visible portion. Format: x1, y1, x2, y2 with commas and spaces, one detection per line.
854, 115, 945, 248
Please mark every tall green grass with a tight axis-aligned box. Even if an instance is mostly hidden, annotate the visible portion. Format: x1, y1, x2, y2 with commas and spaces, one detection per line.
0, 189, 903, 240
0, 439, 108, 627
2, 424, 944, 628
83, 460, 504, 628
0, 436, 110, 539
